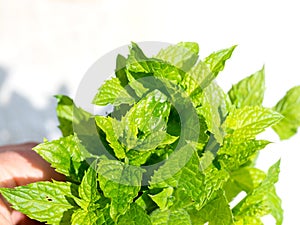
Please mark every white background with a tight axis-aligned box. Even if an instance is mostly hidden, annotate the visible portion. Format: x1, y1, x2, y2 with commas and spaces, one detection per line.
0, 0, 299, 224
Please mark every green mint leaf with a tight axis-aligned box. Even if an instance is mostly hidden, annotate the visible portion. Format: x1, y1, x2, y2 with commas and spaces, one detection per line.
126, 149, 152, 166
126, 70, 149, 97
218, 139, 270, 170
127, 43, 183, 85
72, 165, 112, 225
272, 86, 300, 139
188, 190, 234, 225
71, 209, 103, 225
33, 135, 92, 182
55, 95, 75, 136
223, 106, 283, 141
0, 181, 77, 225
204, 45, 236, 78
235, 216, 264, 225
149, 143, 198, 189
117, 203, 152, 225
231, 167, 266, 193
135, 131, 178, 152
95, 116, 126, 159
135, 191, 157, 212
93, 77, 135, 106
78, 164, 101, 206
198, 82, 232, 143
97, 158, 144, 221
228, 66, 265, 108
55, 95, 94, 137
181, 61, 210, 105
233, 161, 283, 225
223, 167, 266, 202
55, 95, 102, 157
96, 89, 175, 165
4, 42, 296, 225
149, 187, 174, 210
115, 54, 129, 87
127, 42, 150, 73
156, 42, 199, 72
71, 207, 114, 225
182, 45, 235, 108
150, 208, 192, 225
150, 144, 228, 209
125, 89, 171, 134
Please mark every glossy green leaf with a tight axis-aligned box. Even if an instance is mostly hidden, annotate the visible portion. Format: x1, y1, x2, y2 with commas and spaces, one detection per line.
223, 167, 266, 202
150, 208, 192, 225
0, 181, 77, 225
235, 216, 264, 225
125, 89, 171, 134
198, 82, 232, 143
2, 42, 294, 225
95, 116, 126, 159
231, 167, 266, 192
97, 158, 144, 221
156, 42, 199, 71
115, 54, 129, 87
188, 190, 234, 225
117, 203, 152, 225
71, 209, 104, 225
127, 43, 183, 84
228, 66, 265, 108
218, 139, 270, 170
93, 77, 135, 106
204, 45, 236, 78
78, 164, 101, 207
149, 187, 174, 210
272, 86, 300, 139
223, 106, 283, 141
33, 135, 92, 182
150, 144, 228, 209
55, 95, 94, 137
233, 161, 283, 225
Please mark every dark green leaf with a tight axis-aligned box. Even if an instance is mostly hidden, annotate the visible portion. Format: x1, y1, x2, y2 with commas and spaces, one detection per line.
115, 54, 129, 87
55, 95, 94, 137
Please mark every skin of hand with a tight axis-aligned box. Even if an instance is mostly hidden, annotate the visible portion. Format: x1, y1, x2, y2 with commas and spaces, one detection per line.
0, 143, 64, 225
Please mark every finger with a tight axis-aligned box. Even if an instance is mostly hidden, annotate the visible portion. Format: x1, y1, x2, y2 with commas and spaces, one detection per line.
0, 142, 64, 187
0, 142, 65, 225
0, 192, 14, 225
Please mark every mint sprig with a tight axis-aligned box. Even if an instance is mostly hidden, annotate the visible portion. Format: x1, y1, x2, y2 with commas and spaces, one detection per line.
1, 42, 300, 225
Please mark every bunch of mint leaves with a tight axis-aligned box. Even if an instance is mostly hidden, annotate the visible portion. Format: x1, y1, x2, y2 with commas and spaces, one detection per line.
1, 42, 300, 225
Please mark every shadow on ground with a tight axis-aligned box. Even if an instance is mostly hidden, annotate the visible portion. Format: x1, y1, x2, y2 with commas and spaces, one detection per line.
0, 66, 69, 145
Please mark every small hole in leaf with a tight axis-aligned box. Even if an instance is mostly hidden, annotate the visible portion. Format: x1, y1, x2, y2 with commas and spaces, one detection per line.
45, 196, 53, 202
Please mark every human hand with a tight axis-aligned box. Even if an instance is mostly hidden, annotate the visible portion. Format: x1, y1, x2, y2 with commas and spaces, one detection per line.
0, 143, 64, 225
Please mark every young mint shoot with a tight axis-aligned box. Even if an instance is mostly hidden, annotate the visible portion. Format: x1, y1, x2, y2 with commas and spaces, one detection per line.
1, 42, 300, 225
